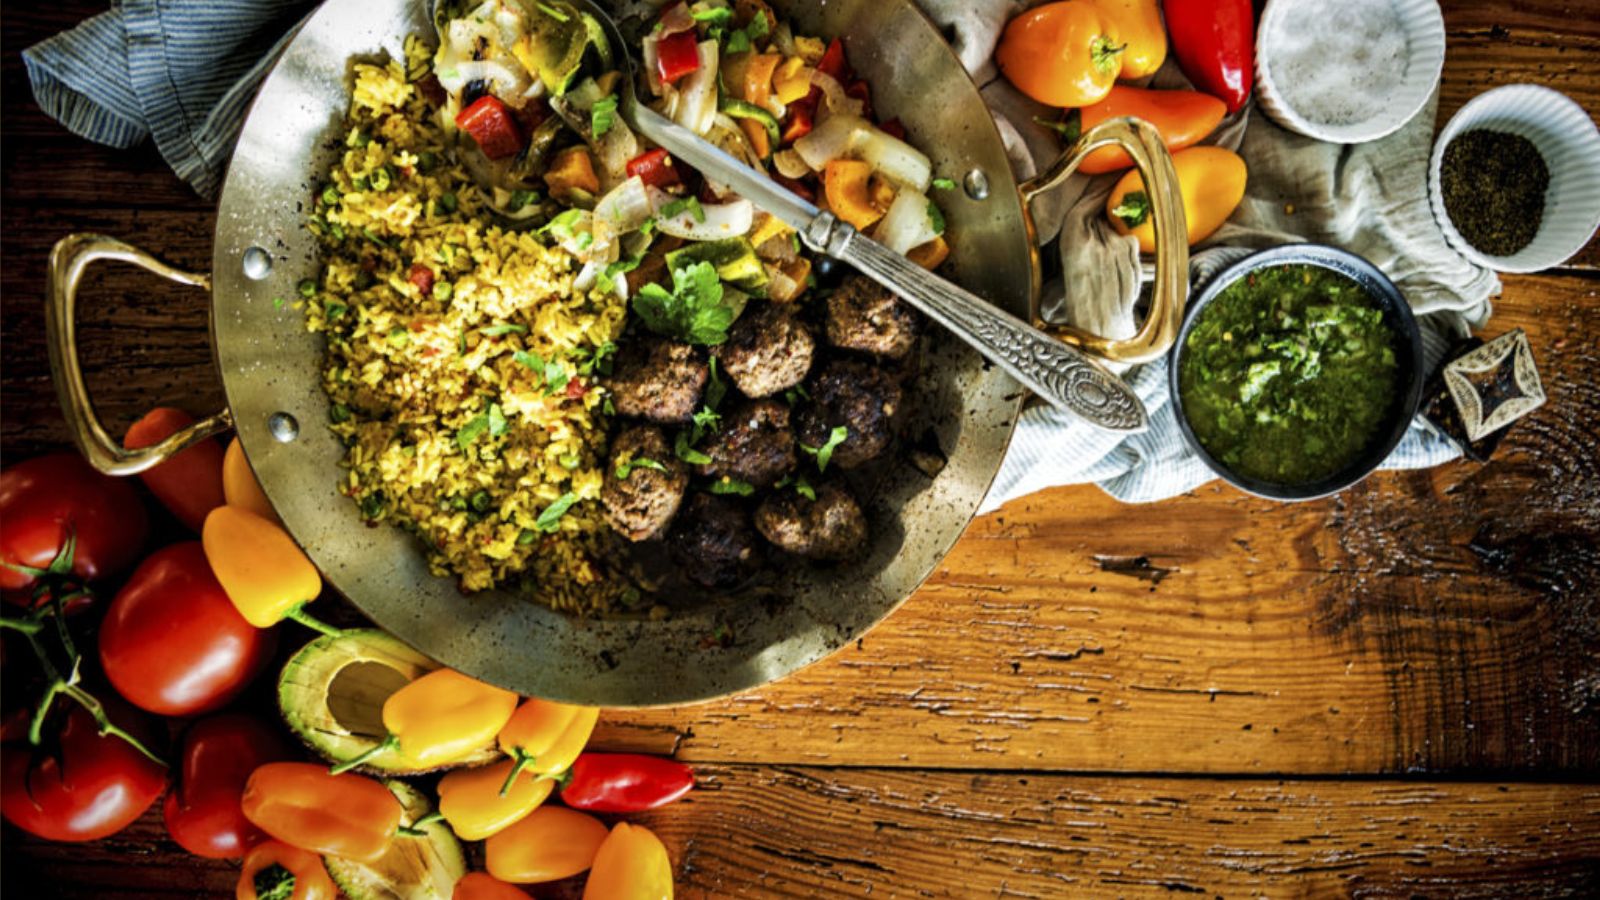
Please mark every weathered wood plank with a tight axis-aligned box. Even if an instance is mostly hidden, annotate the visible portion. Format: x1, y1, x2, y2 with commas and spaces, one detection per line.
6, 773, 1598, 898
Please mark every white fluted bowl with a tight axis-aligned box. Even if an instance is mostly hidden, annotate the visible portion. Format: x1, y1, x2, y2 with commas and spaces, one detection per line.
1428, 84, 1600, 273
1255, 0, 1446, 144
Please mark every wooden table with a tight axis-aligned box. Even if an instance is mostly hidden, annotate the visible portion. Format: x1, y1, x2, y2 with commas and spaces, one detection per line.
4, 2, 1598, 896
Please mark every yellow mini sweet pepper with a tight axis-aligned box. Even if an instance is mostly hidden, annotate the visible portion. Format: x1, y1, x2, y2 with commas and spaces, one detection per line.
437, 758, 555, 841
583, 822, 674, 900
498, 699, 600, 789
331, 669, 519, 774
201, 505, 332, 634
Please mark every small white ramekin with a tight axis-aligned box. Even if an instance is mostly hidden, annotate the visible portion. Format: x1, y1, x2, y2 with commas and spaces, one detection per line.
1254, 0, 1446, 144
1428, 84, 1600, 273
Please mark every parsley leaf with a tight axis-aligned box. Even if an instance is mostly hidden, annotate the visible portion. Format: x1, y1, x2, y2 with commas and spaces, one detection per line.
931, 177, 957, 191
675, 430, 712, 465
544, 360, 570, 395
801, 425, 849, 472
793, 474, 817, 501
481, 323, 529, 336
487, 402, 508, 437
514, 350, 546, 383
539, 208, 586, 241
692, 406, 721, 432
658, 195, 705, 223
708, 477, 755, 496
534, 492, 578, 532
591, 95, 618, 139
927, 200, 946, 236
456, 413, 490, 450
691, 6, 733, 25
705, 356, 728, 410
615, 456, 669, 480
631, 260, 736, 345
724, 28, 751, 54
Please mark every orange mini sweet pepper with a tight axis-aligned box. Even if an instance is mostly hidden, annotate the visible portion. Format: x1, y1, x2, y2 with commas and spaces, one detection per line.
583, 822, 674, 900
437, 757, 556, 841
452, 872, 530, 900
823, 159, 883, 231
222, 437, 281, 524
236, 840, 337, 900
498, 699, 600, 787
1106, 145, 1248, 252
996, 1, 1125, 108
484, 806, 610, 884
240, 763, 402, 863
201, 506, 334, 634
331, 669, 519, 774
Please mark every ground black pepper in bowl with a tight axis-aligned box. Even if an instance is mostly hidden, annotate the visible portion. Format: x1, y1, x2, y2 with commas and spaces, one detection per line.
1440, 129, 1550, 256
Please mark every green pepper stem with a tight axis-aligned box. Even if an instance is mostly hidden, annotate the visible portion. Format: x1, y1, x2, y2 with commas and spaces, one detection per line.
330, 734, 399, 774
399, 811, 446, 836
285, 606, 343, 637
499, 751, 535, 797
59, 682, 167, 766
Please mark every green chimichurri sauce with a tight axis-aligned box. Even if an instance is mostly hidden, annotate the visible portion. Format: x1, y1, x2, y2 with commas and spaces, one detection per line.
1178, 263, 1400, 485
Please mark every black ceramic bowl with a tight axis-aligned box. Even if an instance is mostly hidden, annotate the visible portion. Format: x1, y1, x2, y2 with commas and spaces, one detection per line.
1168, 244, 1426, 501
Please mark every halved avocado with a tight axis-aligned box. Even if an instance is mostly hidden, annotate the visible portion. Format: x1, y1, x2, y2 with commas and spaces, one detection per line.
325, 780, 467, 900
278, 629, 501, 774
509, 0, 611, 96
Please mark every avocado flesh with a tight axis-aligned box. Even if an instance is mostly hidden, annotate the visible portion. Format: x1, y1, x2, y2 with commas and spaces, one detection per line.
324, 780, 466, 900
278, 629, 501, 774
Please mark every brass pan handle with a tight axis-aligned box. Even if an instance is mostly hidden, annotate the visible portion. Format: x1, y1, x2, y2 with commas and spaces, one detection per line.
46, 234, 233, 476
1020, 117, 1190, 365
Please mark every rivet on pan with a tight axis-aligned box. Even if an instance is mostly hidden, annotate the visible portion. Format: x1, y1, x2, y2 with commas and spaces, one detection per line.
964, 168, 990, 200
242, 246, 273, 280
268, 412, 300, 443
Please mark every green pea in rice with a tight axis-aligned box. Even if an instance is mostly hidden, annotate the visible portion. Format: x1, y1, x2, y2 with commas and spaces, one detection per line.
302, 39, 628, 612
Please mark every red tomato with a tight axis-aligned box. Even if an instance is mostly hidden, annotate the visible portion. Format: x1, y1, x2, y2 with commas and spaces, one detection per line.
99, 542, 276, 717
124, 407, 228, 532
0, 452, 148, 593
164, 714, 292, 858
1, 700, 167, 842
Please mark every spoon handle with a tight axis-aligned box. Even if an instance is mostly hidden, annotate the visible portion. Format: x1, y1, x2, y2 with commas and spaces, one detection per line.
804, 213, 1148, 432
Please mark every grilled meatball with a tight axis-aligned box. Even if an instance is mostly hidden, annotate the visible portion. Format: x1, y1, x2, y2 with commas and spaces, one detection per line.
606, 338, 707, 425
670, 493, 761, 589
755, 483, 867, 561
719, 303, 815, 398
601, 426, 687, 541
826, 275, 919, 360
697, 399, 796, 488
796, 360, 903, 470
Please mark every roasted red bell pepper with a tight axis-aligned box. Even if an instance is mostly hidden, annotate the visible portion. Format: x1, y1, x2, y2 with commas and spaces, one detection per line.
781, 90, 818, 144
816, 37, 848, 80
407, 264, 435, 297
626, 148, 682, 189
1163, 0, 1255, 114
844, 79, 873, 121
456, 96, 525, 160
656, 30, 701, 85
558, 753, 694, 814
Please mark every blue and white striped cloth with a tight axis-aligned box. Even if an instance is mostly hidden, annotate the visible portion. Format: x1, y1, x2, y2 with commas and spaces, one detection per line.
27, 0, 1494, 510
23, 0, 313, 199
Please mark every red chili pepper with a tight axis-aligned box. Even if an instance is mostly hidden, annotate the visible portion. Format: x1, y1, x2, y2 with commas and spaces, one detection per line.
877, 118, 907, 141
558, 753, 694, 814
1163, 0, 1254, 114
408, 264, 435, 297
455, 96, 525, 160
816, 37, 849, 80
772, 173, 815, 203
844, 79, 873, 121
781, 91, 818, 145
625, 148, 682, 189
656, 30, 701, 85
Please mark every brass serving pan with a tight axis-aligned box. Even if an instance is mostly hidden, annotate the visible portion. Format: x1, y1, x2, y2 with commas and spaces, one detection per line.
47, 0, 1185, 706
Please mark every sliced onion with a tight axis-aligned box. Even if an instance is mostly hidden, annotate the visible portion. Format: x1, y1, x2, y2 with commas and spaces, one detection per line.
810, 70, 864, 119
573, 261, 601, 293
672, 41, 721, 135
857, 126, 932, 191
658, 2, 696, 36
872, 188, 939, 255
710, 113, 766, 170
648, 186, 754, 240
772, 148, 811, 179
770, 20, 797, 58
641, 34, 665, 96
793, 113, 861, 171
593, 176, 654, 240
437, 59, 528, 101
594, 118, 640, 190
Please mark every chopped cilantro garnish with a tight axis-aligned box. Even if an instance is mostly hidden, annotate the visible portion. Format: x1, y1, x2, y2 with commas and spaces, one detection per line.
534, 492, 579, 531
801, 425, 849, 472
487, 402, 508, 437
539, 208, 586, 241
926, 200, 946, 236
931, 177, 957, 191
590, 95, 618, 139
615, 456, 669, 480
708, 477, 754, 496
481, 323, 529, 336
632, 260, 736, 345
674, 430, 712, 465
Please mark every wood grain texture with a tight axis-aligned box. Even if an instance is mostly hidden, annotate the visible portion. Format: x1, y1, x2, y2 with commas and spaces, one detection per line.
6, 772, 1599, 898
